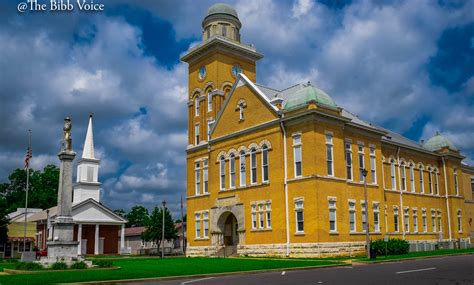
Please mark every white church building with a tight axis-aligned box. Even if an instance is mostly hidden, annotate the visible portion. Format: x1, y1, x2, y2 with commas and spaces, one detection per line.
29, 115, 128, 255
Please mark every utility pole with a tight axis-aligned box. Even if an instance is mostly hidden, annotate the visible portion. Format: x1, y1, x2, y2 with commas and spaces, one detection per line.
362, 168, 370, 259
161, 200, 166, 258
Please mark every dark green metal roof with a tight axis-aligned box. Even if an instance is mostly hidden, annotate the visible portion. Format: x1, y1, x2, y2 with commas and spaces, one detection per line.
423, 132, 458, 152
284, 84, 337, 110
205, 3, 239, 19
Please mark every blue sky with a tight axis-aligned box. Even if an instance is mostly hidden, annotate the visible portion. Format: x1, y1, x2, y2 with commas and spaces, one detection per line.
0, 0, 472, 217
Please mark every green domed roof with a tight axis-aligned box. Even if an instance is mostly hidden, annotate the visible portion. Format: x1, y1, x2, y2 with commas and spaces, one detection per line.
205, 3, 239, 19
284, 84, 337, 110
423, 132, 458, 152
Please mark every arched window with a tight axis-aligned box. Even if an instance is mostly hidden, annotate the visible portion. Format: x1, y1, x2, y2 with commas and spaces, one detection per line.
409, 163, 415, 192
390, 159, 396, 190
229, 153, 236, 188
207, 91, 212, 112
262, 145, 269, 182
250, 148, 257, 184
400, 161, 406, 191
195, 97, 199, 117
428, 167, 433, 194
219, 156, 225, 190
239, 151, 246, 187
418, 165, 424, 193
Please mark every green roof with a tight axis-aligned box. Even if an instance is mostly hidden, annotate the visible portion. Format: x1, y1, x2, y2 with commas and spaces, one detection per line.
284, 85, 337, 110
423, 132, 458, 152
205, 3, 239, 19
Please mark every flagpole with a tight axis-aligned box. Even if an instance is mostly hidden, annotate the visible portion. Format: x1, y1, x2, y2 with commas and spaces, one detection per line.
23, 129, 32, 254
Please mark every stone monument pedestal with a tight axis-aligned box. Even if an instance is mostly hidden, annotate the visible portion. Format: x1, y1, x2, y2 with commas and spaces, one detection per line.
46, 216, 79, 262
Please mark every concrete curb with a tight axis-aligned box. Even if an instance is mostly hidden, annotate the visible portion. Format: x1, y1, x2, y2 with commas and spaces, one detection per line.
70, 262, 348, 284
352, 251, 474, 265
4, 266, 120, 275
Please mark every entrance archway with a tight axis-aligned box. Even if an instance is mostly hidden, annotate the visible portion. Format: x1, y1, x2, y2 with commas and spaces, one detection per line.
218, 212, 239, 246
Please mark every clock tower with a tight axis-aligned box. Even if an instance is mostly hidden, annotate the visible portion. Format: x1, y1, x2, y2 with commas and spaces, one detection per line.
181, 3, 263, 147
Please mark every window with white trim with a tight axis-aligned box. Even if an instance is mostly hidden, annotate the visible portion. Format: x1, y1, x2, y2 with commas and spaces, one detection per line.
195, 213, 201, 238
326, 133, 334, 176
295, 200, 304, 233
457, 210, 462, 232
409, 163, 415, 192
454, 169, 459, 195
431, 210, 436, 232
373, 203, 380, 232
251, 205, 257, 229
203, 159, 208, 194
394, 208, 399, 232
345, 141, 353, 181
370, 146, 376, 184
262, 145, 269, 182
207, 91, 212, 112
390, 159, 396, 190
250, 148, 257, 184
293, 135, 302, 177
258, 204, 264, 229
329, 200, 337, 232
203, 212, 209, 238
239, 104, 244, 120
239, 151, 246, 187
434, 169, 439, 195
358, 144, 365, 182
437, 210, 442, 233
229, 153, 236, 188
266, 203, 271, 228
400, 161, 406, 191
404, 208, 410, 233
428, 167, 433, 194
195, 97, 199, 117
349, 201, 356, 232
413, 209, 418, 233
207, 120, 214, 141
419, 165, 424, 193
219, 156, 225, 190
195, 161, 201, 195
361, 201, 367, 232
194, 124, 200, 145
422, 209, 427, 232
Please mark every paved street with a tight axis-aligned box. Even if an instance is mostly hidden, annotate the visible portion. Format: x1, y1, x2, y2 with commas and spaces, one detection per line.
119, 254, 473, 285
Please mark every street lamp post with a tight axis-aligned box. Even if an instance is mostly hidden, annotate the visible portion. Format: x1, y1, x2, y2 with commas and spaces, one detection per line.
362, 169, 370, 259
161, 200, 166, 258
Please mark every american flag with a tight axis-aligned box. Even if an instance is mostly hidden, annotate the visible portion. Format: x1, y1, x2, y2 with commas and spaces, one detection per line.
24, 146, 32, 169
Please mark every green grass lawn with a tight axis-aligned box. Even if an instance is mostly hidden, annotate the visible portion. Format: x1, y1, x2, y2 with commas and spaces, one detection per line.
0, 257, 340, 285
357, 248, 474, 262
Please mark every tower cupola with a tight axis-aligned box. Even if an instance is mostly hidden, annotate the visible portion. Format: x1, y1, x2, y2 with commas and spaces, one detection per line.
202, 3, 241, 42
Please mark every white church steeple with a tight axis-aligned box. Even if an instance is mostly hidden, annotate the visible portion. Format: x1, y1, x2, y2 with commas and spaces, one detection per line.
73, 114, 101, 204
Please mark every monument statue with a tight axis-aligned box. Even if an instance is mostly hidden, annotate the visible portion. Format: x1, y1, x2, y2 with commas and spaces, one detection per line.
63, 117, 72, 151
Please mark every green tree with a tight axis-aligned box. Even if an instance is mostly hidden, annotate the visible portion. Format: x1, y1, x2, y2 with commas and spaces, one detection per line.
142, 206, 177, 254
113, 209, 126, 218
126, 205, 149, 227
0, 165, 59, 214
0, 197, 9, 246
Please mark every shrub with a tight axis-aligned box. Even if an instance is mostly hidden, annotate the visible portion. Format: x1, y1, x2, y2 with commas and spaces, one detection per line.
15, 261, 43, 270
70, 261, 88, 269
370, 238, 409, 256
51, 261, 68, 270
92, 259, 113, 268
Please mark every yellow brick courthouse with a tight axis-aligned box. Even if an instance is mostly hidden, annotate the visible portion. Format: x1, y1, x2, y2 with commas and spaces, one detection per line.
181, 3, 474, 257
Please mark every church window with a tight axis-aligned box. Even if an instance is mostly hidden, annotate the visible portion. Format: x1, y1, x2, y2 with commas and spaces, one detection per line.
239, 104, 244, 120
326, 133, 333, 177
295, 200, 304, 233
428, 167, 433, 194
409, 163, 415, 192
454, 169, 459, 195
262, 145, 269, 182
207, 91, 212, 112
434, 169, 439, 195
239, 151, 246, 187
345, 141, 352, 181
220, 156, 226, 190
358, 144, 365, 182
419, 165, 424, 193
195, 161, 200, 195
194, 124, 200, 145
400, 161, 406, 191
293, 134, 302, 177
390, 159, 396, 190
229, 153, 236, 188
203, 160, 208, 194
370, 146, 376, 184
195, 97, 199, 116
250, 148, 257, 184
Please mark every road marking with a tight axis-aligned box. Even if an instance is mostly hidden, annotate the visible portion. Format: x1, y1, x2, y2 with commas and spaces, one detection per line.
281, 271, 286, 275
181, 277, 215, 284
396, 267, 436, 274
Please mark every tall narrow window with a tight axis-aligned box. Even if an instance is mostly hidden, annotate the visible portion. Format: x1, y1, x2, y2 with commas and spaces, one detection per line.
409, 163, 415, 192
266, 203, 272, 228
373, 203, 380, 232
239, 104, 244, 120
329, 200, 337, 232
349, 202, 356, 232
428, 167, 433, 194
419, 165, 424, 193
195, 161, 201, 195
207, 120, 214, 141
203, 212, 209, 238
207, 91, 212, 112
431, 210, 436, 232
203, 160, 208, 194
295, 200, 304, 233
222, 24, 227, 37
326, 133, 334, 176
361, 202, 367, 232
262, 145, 269, 182
454, 169, 459, 195
413, 209, 418, 233
194, 124, 200, 145
457, 210, 462, 232
358, 144, 365, 182
251, 205, 257, 229
195, 213, 201, 238
434, 169, 439, 195
195, 98, 199, 117
219, 156, 225, 190
293, 135, 302, 177
404, 208, 410, 233
422, 209, 427, 232
401, 161, 406, 191
390, 159, 396, 190
345, 141, 353, 180
229, 154, 236, 188
239, 151, 246, 187
87, 166, 94, 182
437, 210, 442, 233
394, 208, 399, 232
258, 204, 264, 229
370, 146, 376, 184
250, 148, 257, 184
